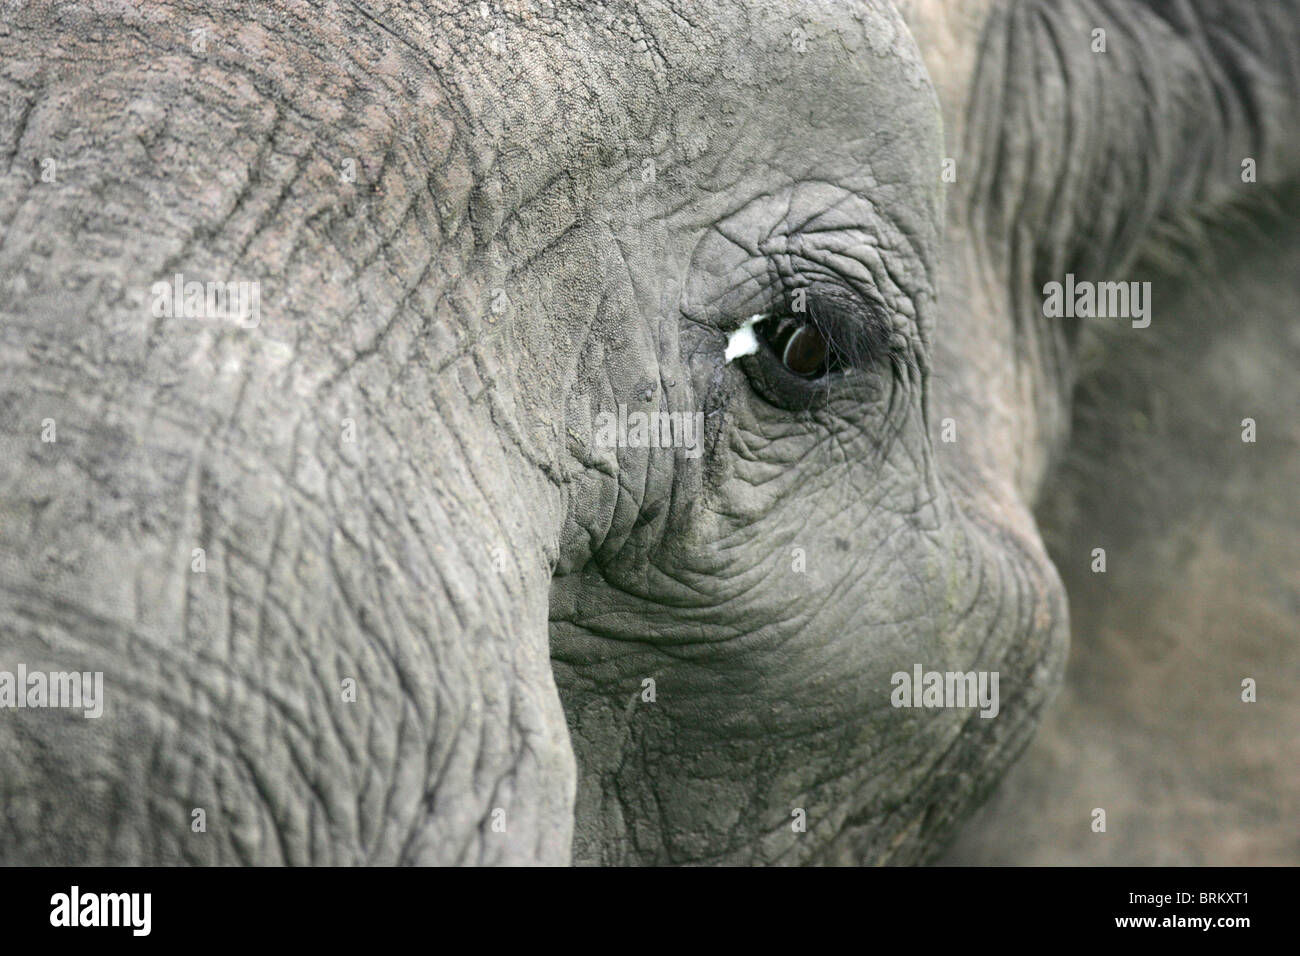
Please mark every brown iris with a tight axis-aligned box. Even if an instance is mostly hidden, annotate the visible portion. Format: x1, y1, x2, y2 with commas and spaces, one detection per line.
761, 316, 830, 377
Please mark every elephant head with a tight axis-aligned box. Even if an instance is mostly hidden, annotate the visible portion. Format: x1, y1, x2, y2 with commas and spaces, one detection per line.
0, 0, 1291, 865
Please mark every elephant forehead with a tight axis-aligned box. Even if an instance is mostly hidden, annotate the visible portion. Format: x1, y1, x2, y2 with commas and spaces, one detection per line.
447, 1, 943, 266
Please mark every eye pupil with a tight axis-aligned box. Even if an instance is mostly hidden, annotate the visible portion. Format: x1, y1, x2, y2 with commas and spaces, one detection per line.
755, 314, 835, 378
781, 324, 828, 377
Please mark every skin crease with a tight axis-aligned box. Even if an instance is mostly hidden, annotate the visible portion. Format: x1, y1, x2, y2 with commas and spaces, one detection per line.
0, 0, 1293, 866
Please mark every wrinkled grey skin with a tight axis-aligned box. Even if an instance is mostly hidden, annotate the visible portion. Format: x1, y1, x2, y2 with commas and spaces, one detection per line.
0, 0, 1294, 865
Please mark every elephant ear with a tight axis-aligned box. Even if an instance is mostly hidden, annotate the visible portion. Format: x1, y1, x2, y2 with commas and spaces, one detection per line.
0, 2, 575, 864
947, 190, 1300, 864
934, 0, 1300, 863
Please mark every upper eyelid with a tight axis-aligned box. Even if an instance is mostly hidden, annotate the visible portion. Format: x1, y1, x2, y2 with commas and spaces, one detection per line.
759, 285, 896, 374
761, 229, 921, 336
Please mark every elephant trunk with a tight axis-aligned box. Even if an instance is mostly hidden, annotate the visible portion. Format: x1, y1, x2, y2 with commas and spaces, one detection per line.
0, 7, 576, 863
0, 292, 583, 862
0, 321, 576, 863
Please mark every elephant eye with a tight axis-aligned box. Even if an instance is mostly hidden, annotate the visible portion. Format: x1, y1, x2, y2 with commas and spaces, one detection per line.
757, 316, 838, 378
735, 286, 898, 411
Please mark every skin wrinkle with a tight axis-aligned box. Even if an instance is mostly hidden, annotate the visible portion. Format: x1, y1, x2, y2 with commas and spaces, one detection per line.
32, 589, 339, 863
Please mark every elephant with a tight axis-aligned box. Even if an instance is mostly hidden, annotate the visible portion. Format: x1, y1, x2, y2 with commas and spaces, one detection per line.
0, 0, 1295, 866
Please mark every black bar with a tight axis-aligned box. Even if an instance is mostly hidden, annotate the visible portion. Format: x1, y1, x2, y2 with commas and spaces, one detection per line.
1, 866, 1284, 942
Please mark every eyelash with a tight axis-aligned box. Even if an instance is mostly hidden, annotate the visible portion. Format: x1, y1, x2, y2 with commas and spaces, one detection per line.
756, 287, 895, 379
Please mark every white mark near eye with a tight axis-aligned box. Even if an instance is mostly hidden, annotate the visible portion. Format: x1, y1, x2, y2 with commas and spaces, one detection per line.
724, 314, 765, 363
